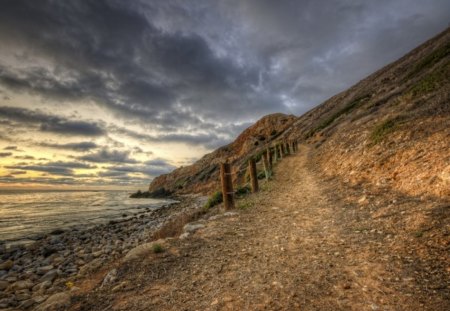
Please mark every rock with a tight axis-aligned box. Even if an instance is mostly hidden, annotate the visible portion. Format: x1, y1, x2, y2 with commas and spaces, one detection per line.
179, 232, 190, 239
40, 270, 58, 282
223, 212, 239, 217
0, 260, 14, 270
123, 239, 166, 262
19, 298, 35, 309
79, 258, 103, 275
33, 295, 48, 303
10, 280, 34, 291
37, 265, 54, 275
49, 229, 64, 235
101, 269, 117, 287
36, 292, 71, 311
92, 250, 103, 258
112, 281, 129, 292
33, 281, 52, 292
41, 246, 57, 258
183, 223, 205, 233
208, 215, 222, 221
0, 280, 9, 291
16, 291, 31, 301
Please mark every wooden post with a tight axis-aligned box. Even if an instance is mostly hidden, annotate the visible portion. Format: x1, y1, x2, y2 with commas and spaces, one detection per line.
286, 142, 291, 154
291, 141, 295, 153
248, 158, 258, 192
262, 150, 270, 180
280, 143, 285, 157
220, 162, 235, 209
267, 148, 273, 172
278, 144, 283, 159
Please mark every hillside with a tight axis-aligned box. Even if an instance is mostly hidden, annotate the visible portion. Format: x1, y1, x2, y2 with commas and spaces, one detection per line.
148, 113, 296, 195
149, 27, 450, 200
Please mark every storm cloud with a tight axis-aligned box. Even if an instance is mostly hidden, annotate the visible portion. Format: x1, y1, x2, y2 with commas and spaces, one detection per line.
0, 106, 105, 136
0, 0, 449, 187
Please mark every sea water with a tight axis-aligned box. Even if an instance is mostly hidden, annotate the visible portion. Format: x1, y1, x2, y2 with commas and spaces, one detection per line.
0, 190, 171, 246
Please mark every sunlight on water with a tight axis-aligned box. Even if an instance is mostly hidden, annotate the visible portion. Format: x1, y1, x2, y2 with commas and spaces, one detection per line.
0, 190, 172, 244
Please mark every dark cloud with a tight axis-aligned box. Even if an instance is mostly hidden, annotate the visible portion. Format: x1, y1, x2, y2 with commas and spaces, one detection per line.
3, 146, 17, 150
0, 106, 105, 136
40, 141, 98, 152
0, 0, 449, 187
0, 152, 12, 158
10, 170, 27, 175
14, 155, 35, 160
100, 160, 177, 178
4, 160, 96, 176
5, 164, 73, 176
78, 149, 138, 164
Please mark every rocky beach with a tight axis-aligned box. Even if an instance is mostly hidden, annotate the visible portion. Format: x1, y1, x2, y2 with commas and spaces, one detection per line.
0, 195, 208, 310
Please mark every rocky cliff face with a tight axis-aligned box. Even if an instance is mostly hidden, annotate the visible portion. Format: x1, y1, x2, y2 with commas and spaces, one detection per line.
148, 113, 296, 195
149, 27, 450, 199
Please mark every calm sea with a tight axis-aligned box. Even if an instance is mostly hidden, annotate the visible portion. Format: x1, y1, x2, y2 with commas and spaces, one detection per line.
0, 190, 172, 246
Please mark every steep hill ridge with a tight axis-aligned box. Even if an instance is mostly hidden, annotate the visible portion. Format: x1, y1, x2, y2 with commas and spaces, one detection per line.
149, 27, 450, 199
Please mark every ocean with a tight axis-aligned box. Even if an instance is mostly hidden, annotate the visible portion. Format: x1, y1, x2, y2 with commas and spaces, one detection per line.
0, 190, 172, 247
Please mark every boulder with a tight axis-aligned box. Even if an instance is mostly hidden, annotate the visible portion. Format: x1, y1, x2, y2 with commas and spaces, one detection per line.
123, 239, 166, 262
35, 292, 71, 311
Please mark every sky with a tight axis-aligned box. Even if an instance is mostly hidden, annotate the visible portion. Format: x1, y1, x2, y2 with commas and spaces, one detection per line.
0, 0, 449, 190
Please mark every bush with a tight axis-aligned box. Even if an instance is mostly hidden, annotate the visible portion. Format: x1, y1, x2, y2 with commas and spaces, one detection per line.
152, 243, 164, 253
370, 116, 405, 145
204, 191, 223, 209
257, 171, 266, 180
235, 185, 251, 197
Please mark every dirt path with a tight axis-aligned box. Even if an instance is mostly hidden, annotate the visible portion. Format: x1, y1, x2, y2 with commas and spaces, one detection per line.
72, 146, 449, 311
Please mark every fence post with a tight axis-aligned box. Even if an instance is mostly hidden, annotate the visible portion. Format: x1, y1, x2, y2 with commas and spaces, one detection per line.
262, 150, 270, 180
286, 141, 291, 154
280, 143, 285, 157
248, 157, 259, 192
267, 147, 273, 172
220, 162, 235, 209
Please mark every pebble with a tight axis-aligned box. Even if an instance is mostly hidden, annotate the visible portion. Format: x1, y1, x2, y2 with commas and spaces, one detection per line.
40, 270, 59, 282
0, 280, 9, 291
0, 197, 204, 309
10, 280, 34, 291
0, 260, 14, 271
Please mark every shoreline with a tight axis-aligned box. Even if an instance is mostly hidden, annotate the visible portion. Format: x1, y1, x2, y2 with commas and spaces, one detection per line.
0, 194, 207, 309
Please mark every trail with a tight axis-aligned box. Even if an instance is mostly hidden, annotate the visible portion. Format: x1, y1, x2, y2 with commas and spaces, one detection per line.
73, 146, 449, 311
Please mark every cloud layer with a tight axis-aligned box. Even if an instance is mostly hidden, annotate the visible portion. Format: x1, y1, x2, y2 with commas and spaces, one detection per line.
0, 0, 449, 188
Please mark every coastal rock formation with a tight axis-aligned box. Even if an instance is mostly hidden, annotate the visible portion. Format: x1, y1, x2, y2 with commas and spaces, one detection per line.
149, 28, 450, 200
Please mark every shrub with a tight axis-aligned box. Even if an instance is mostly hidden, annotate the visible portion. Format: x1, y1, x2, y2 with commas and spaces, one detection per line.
235, 185, 251, 197
152, 243, 164, 253
204, 191, 223, 209
257, 171, 266, 180
370, 116, 405, 145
